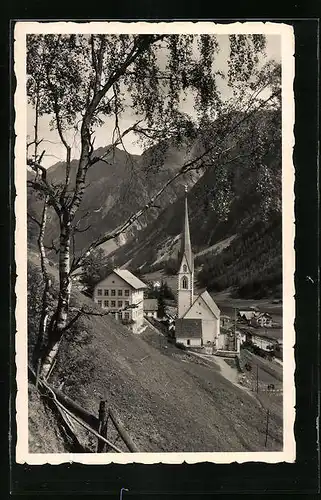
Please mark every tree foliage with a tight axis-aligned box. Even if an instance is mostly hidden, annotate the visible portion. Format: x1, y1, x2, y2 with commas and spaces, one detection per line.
79, 248, 113, 297
196, 218, 282, 298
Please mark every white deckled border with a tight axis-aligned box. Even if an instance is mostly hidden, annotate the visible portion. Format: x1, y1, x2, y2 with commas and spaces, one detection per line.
14, 21, 295, 465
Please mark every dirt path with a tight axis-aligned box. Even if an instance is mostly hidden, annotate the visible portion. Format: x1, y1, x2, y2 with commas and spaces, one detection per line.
212, 356, 239, 385
189, 352, 257, 400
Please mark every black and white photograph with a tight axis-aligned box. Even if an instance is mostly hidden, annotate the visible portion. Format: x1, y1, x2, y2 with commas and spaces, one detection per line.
14, 21, 295, 464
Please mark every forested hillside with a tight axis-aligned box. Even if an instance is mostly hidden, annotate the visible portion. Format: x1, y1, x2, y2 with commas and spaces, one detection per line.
197, 217, 282, 298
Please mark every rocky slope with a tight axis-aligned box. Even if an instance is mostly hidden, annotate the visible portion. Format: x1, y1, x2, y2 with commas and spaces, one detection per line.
27, 140, 200, 255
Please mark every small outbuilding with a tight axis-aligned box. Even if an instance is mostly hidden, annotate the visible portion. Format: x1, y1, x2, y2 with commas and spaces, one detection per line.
143, 298, 158, 319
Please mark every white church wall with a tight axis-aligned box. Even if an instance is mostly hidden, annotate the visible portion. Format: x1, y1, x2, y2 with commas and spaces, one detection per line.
184, 298, 215, 320
177, 338, 202, 347
217, 332, 227, 350
201, 319, 216, 344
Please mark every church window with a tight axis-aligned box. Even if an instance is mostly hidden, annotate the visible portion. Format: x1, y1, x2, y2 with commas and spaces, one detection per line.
181, 276, 188, 289
183, 264, 187, 272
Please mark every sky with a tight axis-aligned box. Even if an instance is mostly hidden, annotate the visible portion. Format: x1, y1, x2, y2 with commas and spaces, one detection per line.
27, 35, 281, 168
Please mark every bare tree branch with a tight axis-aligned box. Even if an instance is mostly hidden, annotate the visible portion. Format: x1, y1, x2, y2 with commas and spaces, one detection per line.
27, 212, 41, 227
44, 239, 60, 254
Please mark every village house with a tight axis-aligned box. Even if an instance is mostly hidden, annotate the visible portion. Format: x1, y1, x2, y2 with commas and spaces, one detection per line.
174, 189, 221, 348
143, 298, 158, 318
93, 268, 147, 333
238, 309, 258, 321
239, 327, 280, 352
238, 309, 273, 328
250, 312, 273, 328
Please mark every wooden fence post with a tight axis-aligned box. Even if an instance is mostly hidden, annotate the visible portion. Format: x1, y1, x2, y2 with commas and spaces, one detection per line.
109, 408, 139, 452
97, 400, 107, 453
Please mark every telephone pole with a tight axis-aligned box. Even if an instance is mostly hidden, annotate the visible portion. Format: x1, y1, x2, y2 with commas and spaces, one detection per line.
264, 409, 270, 447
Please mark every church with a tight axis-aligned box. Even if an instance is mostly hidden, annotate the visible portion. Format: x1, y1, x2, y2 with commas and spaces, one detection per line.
175, 189, 221, 348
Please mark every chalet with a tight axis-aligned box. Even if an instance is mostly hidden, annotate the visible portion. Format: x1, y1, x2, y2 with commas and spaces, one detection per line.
143, 298, 158, 318
250, 312, 273, 328
93, 268, 147, 333
238, 309, 258, 321
175, 189, 220, 348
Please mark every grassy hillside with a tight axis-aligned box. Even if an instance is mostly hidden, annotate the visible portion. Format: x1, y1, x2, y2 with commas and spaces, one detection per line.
28, 258, 282, 453
28, 383, 69, 453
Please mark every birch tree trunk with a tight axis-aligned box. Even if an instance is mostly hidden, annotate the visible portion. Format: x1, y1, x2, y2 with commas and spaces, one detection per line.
33, 195, 52, 383
40, 210, 72, 378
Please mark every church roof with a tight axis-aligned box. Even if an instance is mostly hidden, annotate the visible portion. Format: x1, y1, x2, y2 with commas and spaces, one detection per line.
182, 290, 220, 320
113, 269, 147, 290
200, 290, 220, 319
175, 318, 202, 338
180, 191, 193, 273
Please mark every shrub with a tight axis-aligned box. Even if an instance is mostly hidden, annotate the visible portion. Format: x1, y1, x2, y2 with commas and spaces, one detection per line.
175, 342, 187, 350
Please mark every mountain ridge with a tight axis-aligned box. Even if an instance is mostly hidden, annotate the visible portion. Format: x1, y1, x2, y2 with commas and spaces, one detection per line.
27, 109, 282, 298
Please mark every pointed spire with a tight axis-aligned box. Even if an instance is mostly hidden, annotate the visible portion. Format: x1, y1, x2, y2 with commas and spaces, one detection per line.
181, 187, 193, 272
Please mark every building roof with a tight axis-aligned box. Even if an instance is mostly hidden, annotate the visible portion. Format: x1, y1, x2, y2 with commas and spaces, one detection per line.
249, 330, 280, 342
239, 311, 256, 320
255, 312, 272, 319
182, 290, 220, 320
143, 298, 158, 311
200, 290, 220, 318
240, 326, 282, 341
180, 191, 193, 273
175, 318, 202, 338
113, 269, 147, 290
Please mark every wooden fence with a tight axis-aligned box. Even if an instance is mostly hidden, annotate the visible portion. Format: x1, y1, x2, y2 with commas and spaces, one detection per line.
28, 366, 139, 453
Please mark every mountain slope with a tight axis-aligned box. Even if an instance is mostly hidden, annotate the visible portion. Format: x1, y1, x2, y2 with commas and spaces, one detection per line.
27, 140, 200, 255
111, 109, 282, 298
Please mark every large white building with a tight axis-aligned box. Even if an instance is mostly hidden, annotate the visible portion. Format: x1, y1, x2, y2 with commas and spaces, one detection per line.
175, 189, 221, 348
93, 268, 147, 333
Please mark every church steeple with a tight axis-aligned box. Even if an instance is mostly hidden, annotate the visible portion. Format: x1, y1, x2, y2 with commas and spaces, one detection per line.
177, 186, 194, 318
181, 186, 193, 273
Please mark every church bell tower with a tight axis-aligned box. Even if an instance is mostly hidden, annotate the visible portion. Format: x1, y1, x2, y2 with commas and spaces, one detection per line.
177, 187, 194, 318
